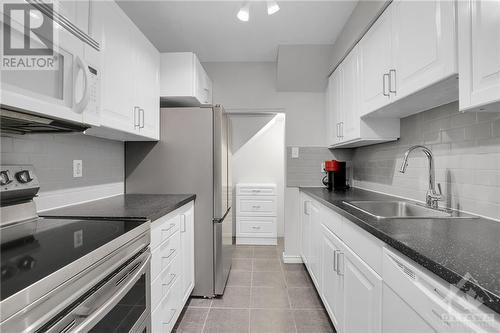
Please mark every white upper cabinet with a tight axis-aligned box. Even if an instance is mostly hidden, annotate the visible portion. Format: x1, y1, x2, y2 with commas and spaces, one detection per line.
86, 1, 159, 141
359, 0, 457, 118
160, 52, 213, 107
327, 45, 400, 148
359, 7, 393, 116
391, 0, 456, 102
458, 0, 500, 112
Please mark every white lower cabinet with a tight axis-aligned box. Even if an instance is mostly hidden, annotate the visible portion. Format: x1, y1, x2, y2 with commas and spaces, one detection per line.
150, 201, 195, 333
300, 192, 498, 333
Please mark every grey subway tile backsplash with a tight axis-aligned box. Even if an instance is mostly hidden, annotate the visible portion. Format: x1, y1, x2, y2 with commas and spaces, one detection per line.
287, 146, 352, 187
0, 133, 124, 193
351, 101, 500, 220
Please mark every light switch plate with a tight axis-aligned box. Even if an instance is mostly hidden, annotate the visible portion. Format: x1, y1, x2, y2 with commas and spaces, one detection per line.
291, 147, 299, 158
73, 160, 83, 178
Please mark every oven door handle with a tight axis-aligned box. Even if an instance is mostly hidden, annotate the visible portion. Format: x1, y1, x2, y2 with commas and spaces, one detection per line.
70, 252, 151, 333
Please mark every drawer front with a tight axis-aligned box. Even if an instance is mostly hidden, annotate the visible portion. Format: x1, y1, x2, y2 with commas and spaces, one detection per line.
151, 255, 179, 312
237, 184, 276, 196
237, 196, 277, 216
237, 217, 276, 236
151, 214, 180, 251
151, 231, 180, 281
152, 279, 180, 333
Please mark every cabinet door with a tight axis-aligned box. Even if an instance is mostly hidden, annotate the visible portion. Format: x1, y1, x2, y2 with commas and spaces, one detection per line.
300, 197, 311, 265
341, 45, 361, 142
180, 205, 195, 304
327, 70, 343, 145
133, 29, 160, 140
309, 201, 322, 288
341, 245, 382, 333
392, 0, 457, 101
194, 59, 212, 105
57, 0, 90, 34
359, 7, 393, 117
321, 225, 344, 331
94, 1, 136, 133
458, 0, 500, 111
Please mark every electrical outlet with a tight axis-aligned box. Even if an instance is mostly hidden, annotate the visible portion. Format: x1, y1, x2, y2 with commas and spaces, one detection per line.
73, 160, 83, 178
291, 147, 299, 158
321, 162, 325, 172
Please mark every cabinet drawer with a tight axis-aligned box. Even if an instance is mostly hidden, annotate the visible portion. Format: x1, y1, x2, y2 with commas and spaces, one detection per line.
151, 213, 180, 251
151, 231, 180, 281
151, 255, 179, 312
237, 196, 277, 216
237, 217, 276, 236
237, 184, 276, 196
152, 279, 180, 333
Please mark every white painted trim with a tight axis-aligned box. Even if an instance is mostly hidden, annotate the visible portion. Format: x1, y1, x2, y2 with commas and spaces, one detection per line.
36, 182, 124, 212
282, 253, 303, 264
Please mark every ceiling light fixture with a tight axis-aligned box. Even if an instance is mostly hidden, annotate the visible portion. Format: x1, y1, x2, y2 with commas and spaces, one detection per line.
267, 0, 280, 15
237, 1, 250, 22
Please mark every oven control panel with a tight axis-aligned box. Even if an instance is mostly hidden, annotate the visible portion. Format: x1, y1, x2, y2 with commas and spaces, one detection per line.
0, 165, 40, 202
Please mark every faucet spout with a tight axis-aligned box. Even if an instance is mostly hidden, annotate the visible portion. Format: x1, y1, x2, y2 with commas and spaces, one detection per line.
399, 145, 442, 208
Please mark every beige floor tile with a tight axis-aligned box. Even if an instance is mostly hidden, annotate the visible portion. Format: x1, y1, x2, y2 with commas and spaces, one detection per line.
173, 307, 209, 333
282, 263, 306, 272
202, 308, 250, 333
293, 309, 335, 333
288, 288, 323, 309
227, 271, 252, 287
211, 286, 251, 308
232, 258, 253, 271
252, 271, 287, 288
250, 287, 290, 308
233, 246, 254, 258
187, 298, 213, 308
250, 309, 296, 333
254, 246, 280, 258
285, 270, 313, 287
253, 258, 282, 271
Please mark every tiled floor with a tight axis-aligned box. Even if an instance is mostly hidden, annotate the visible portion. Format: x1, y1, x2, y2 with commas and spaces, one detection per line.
173, 239, 336, 333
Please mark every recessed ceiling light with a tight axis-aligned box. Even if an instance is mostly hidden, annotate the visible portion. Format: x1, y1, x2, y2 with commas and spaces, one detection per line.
237, 1, 250, 22
267, 0, 280, 15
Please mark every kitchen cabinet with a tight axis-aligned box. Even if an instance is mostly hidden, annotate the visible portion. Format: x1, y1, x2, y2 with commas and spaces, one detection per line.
151, 201, 195, 333
309, 200, 322, 288
236, 184, 277, 245
300, 194, 311, 266
86, 0, 159, 141
326, 45, 400, 148
321, 225, 344, 330
179, 202, 195, 305
57, 1, 91, 35
458, 0, 500, 112
342, 245, 382, 333
358, 0, 457, 119
160, 52, 213, 107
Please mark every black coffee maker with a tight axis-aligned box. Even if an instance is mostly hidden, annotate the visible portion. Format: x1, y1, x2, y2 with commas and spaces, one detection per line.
322, 160, 348, 191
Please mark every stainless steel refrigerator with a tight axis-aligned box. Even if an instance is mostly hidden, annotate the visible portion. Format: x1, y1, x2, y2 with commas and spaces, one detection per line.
125, 105, 233, 297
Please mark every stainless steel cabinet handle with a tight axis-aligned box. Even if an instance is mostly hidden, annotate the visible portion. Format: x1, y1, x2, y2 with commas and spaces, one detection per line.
383, 73, 390, 97
164, 309, 176, 325
336, 123, 340, 138
337, 252, 345, 275
164, 248, 176, 259
340, 122, 344, 138
389, 69, 396, 94
252, 205, 261, 209
333, 250, 338, 271
133, 106, 140, 128
163, 273, 176, 287
251, 226, 261, 230
139, 108, 145, 128
180, 215, 186, 233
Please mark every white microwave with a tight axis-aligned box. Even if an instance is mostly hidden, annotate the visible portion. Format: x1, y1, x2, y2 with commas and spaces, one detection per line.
0, 1, 100, 126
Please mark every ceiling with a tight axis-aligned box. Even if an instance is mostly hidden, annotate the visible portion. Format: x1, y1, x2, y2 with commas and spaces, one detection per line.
117, 1, 357, 62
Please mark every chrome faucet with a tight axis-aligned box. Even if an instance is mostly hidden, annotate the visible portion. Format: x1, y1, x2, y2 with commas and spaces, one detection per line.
399, 145, 442, 209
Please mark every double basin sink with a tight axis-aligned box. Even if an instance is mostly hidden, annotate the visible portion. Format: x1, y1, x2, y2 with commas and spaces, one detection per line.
343, 200, 477, 220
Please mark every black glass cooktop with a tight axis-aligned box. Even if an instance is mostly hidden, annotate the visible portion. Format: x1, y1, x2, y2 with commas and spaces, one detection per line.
0, 217, 147, 301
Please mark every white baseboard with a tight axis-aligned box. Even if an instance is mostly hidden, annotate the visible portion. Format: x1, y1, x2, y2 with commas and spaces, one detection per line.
36, 182, 124, 212
282, 253, 303, 264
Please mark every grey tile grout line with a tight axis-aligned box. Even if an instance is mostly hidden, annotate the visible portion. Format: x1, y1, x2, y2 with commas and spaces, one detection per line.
249, 246, 254, 333
280, 251, 299, 333
199, 303, 210, 333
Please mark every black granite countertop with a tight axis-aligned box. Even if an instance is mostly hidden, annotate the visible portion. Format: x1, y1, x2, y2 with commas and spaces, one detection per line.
300, 187, 500, 315
40, 194, 196, 222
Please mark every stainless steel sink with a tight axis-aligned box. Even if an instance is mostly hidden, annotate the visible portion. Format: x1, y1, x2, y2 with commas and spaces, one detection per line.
343, 201, 477, 219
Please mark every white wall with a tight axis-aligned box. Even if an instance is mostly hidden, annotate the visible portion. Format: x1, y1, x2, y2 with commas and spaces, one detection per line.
231, 113, 286, 237
203, 62, 326, 147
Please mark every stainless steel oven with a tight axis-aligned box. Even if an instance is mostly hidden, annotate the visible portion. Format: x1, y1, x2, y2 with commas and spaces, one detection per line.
45, 248, 151, 333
